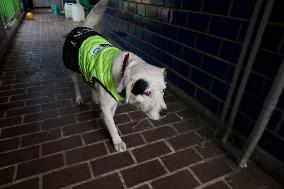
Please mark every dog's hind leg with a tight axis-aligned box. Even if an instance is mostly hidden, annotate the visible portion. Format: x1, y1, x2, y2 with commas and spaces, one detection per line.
70, 71, 84, 105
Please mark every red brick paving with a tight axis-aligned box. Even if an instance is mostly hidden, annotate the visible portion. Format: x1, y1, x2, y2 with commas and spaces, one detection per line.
0, 10, 282, 189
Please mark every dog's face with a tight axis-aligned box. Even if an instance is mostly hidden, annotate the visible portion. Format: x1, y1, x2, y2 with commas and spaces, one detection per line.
125, 68, 167, 120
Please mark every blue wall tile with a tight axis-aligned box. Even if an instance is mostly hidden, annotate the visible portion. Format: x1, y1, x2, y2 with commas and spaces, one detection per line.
187, 13, 209, 32
135, 26, 144, 39
174, 58, 190, 77
234, 112, 253, 136
183, 47, 202, 67
277, 89, 284, 111
151, 0, 165, 6
220, 40, 242, 63
158, 51, 174, 68
211, 79, 228, 99
240, 94, 263, 120
202, 55, 229, 80
191, 68, 212, 89
129, 25, 136, 35
162, 38, 183, 57
203, 0, 231, 15
128, 2, 137, 13
143, 30, 153, 42
226, 65, 235, 83
210, 16, 241, 40
196, 89, 220, 113
122, 1, 129, 12
178, 78, 196, 96
260, 79, 273, 100
231, 0, 256, 19
245, 73, 266, 98
109, 0, 118, 8
177, 28, 196, 47
182, 0, 202, 11
260, 24, 284, 51
196, 34, 221, 55
164, 0, 182, 8
238, 21, 249, 42
170, 10, 188, 26
162, 24, 178, 40
137, 4, 146, 16
259, 131, 284, 162
279, 122, 284, 138
145, 5, 156, 18
150, 20, 164, 34
253, 50, 282, 79
270, 0, 284, 23
267, 110, 282, 130
167, 70, 180, 85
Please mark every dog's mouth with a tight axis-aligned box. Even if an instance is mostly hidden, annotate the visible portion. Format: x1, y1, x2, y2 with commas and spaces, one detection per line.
146, 113, 166, 120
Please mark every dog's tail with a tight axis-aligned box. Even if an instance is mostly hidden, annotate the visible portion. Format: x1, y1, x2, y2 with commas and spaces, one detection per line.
83, 0, 109, 34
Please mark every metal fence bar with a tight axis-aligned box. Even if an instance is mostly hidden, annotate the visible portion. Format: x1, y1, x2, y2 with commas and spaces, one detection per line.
238, 55, 284, 168
221, 0, 275, 143
214, 0, 264, 136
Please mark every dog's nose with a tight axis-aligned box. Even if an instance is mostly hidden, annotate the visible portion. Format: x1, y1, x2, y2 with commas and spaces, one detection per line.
159, 108, 167, 118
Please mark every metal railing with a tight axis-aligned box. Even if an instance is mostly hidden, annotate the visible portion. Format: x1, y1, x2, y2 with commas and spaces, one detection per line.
0, 0, 22, 26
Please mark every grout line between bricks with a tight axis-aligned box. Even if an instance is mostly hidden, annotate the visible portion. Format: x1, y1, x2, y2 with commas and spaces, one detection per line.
39, 144, 43, 157
63, 152, 67, 166
39, 175, 43, 189
0, 175, 40, 189
87, 161, 95, 179
188, 167, 202, 185
158, 158, 170, 174
12, 165, 17, 183
163, 139, 175, 152
129, 150, 138, 164
148, 183, 154, 189
192, 146, 206, 159
80, 134, 85, 146
103, 141, 110, 154
139, 132, 147, 144
118, 172, 128, 188
223, 179, 234, 189
193, 170, 236, 189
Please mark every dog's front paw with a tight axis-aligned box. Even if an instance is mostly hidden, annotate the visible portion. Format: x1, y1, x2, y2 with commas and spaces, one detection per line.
114, 141, 127, 152
75, 96, 84, 105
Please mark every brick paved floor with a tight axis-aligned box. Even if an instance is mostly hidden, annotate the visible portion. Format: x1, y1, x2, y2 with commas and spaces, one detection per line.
0, 10, 282, 189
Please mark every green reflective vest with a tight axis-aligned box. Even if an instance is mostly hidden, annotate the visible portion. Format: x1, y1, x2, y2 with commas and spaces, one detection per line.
78, 35, 121, 102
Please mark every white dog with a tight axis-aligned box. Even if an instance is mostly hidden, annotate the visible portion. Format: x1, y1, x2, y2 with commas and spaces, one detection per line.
63, 0, 167, 152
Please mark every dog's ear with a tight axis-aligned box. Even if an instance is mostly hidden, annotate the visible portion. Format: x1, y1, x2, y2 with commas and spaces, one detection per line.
131, 79, 148, 95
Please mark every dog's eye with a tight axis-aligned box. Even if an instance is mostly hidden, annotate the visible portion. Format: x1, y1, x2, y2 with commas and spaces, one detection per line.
144, 91, 151, 97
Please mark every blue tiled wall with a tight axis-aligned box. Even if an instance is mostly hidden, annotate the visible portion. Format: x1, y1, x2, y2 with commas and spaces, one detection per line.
101, 0, 284, 162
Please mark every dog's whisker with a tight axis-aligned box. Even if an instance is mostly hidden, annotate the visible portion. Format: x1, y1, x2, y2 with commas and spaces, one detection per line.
132, 118, 147, 130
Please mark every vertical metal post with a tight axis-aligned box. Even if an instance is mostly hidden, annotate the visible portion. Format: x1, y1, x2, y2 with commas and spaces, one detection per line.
238, 56, 284, 168
222, 0, 275, 143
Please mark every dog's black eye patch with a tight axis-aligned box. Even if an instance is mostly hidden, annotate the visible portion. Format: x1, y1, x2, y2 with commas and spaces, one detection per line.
131, 79, 149, 95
